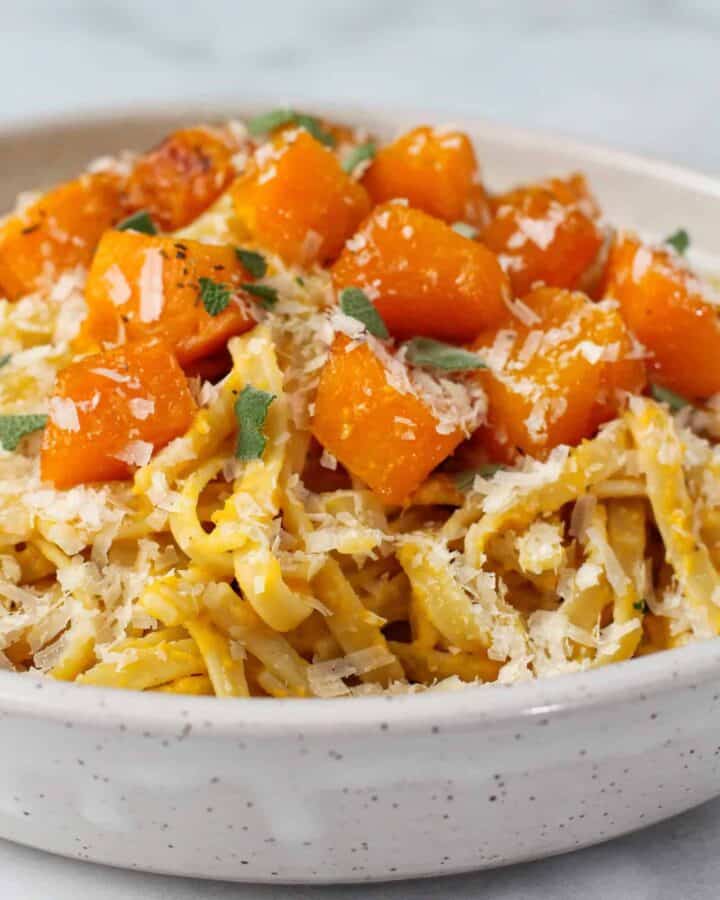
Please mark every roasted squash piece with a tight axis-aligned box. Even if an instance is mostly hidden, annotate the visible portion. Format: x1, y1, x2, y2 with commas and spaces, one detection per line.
125, 126, 241, 231
331, 202, 510, 342
482, 174, 605, 297
362, 125, 490, 228
41, 339, 195, 488
470, 287, 645, 459
603, 233, 720, 398
311, 336, 464, 504
231, 130, 371, 266
78, 231, 256, 366
0, 173, 126, 300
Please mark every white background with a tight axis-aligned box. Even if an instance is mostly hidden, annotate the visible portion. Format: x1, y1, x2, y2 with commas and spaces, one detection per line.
1, 0, 720, 896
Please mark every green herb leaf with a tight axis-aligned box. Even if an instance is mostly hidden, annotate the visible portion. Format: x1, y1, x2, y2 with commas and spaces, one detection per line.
665, 228, 690, 255
235, 248, 267, 279
454, 464, 505, 492
293, 113, 336, 148
234, 385, 276, 460
650, 383, 691, 412
199, 278, 231, 316
632, 600, 647, 613
247, 109, 335, 147
247, 108, 297, 136
0, 414, 48, 451
0, 354, 11, 370
451, 221, 479, 240
404, 337, 486, 372
116, 210, 158, 235
342, 141, 377, 174
339, 287, 389, 339
242, 283, 278, 310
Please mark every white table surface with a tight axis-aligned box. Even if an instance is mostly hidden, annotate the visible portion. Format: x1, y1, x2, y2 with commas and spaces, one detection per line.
2, 0, 720, 896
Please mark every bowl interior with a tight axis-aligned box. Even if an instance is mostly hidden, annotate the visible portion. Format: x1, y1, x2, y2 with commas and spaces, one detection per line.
0, 102, 720, 729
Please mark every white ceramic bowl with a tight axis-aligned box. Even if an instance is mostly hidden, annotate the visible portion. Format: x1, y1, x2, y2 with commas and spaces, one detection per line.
1, 104, 720, 885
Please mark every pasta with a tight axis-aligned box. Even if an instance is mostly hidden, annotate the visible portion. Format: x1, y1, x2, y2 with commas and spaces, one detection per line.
0, 111, 719, 699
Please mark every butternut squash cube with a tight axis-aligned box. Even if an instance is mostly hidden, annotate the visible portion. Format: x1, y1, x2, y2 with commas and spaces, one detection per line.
79, 231, 256, 366
312, 336, 464, 504
41, 339, 195, 488
0, 173, 126, 300
482, 174, 604, 297
331, 203, 510, 342
603, 233, 720, 398
471, 287, 645, 459
363, 125, 490, 228
125, 126, 240, 231
231, 130, 371, 266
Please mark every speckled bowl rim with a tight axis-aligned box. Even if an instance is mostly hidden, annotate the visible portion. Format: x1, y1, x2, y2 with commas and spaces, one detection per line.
1, 101, 720, 738
1, 638, 720, 737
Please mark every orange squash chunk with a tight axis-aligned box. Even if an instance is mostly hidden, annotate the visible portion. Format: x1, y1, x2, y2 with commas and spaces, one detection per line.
125, 126, 240, 231
79, 231, 256, 366
471, 287, 645, 459
482, 174, 604, 297
603, 233, 720, 398
231, 130, 371, 266
311, 336, 464, 504
362, 125, 490, 228
331, 202, 510, 342
0, 173, 126, 300
41, 339, 195, 488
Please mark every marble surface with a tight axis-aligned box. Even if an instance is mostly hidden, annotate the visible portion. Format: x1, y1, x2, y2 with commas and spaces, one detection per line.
3, 0, 720, 173
2, 798, 720, 899
1, 0, 720, 896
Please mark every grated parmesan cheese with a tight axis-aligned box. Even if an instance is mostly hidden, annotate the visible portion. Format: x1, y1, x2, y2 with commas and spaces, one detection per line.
113, 440, 154, 468
138, 248, 164, 323
49, 396, 80, 432
104, 264, 132, 307
129, 397, 155, 421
